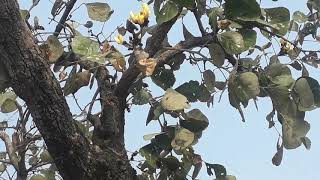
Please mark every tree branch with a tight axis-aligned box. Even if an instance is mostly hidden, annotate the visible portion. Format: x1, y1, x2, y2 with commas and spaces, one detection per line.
0, 132, 19, 170
53, 0, 77, 36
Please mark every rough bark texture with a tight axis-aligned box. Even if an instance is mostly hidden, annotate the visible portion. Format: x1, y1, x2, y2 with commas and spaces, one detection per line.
0, 1, 135, 179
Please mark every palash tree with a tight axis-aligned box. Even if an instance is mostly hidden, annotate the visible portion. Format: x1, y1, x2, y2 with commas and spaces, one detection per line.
0, 0, 319, 179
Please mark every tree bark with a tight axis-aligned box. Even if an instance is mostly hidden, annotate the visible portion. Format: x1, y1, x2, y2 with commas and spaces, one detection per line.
0, 1, 135, 179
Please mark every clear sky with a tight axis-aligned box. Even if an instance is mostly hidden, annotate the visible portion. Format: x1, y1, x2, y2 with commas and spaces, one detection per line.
1, 0, 319, 180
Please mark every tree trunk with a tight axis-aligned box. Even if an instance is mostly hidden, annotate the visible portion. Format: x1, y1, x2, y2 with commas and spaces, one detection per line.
0, 0, 135, 179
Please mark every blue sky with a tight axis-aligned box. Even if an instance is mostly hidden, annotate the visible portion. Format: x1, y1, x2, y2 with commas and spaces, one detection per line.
1, 0, 319, 180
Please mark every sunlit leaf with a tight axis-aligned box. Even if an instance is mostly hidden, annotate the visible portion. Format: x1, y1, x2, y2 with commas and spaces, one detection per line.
217, 31, 245, 55
0, 91, 18, 113
161, 88, 190, 111
71, 32, 104, 63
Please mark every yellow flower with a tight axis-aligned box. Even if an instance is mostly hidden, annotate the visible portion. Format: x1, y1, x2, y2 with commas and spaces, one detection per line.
137, 13, 145, 25
114, 34, 124, 44
130, 11, 139, 24
141, 3, 150, 19
129, 3, 150, 25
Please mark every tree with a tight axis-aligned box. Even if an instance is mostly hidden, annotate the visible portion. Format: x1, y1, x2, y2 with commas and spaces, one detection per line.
0, 0, 319, 179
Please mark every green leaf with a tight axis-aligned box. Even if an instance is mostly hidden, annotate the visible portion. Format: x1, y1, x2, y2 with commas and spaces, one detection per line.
1, 99, 18, 113
239, 29, 257, 50
266, 63, 294, 88
146, 102, 164, 125
281, 114, 310, 149
272, 138, 284, 166
139, 143, 161, 168
64, 70, 91, 96
265, 7, 290, 36
0, 163, 6, 172
30, 174, 46, 180
161, 88, 191, 111
176, 80, 199, 102
197, 84, 211, 102
40, 150, 53, 163
171, 128, 195, 150
301, 136, 311, 150
172, 0, 195, 9
237, 72, 260, 100
217, 31, 245, 55
0, 91, 18, 113
86, 3, 113, 22
203, 70, 216, 92
46, 35, 64, 63
208, 8, 221, 32
156, 1, 179, 24
205, 163, 227, 177
133, 89, 152, 105
292, 11, 308, 23
71, 32, 104, 63
292, 77, 320, 111
151, 67, 176, 90
208, 43, 225, 67
180, 109, 209, 132
161, 156, 181, 171
143, 133, 163, 141
288, 20, 299, 32
225, 0, 261, 20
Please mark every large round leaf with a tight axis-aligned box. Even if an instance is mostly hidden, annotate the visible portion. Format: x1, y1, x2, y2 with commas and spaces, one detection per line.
0, 91, 18, 113
86, 3, 113, 22
161, 88, 191, 111
208, 43, 225, 67
237, 72, 260, 100
281, 114, 310, 149
71, 32, 104, 63
225, 0, 261, 20
217, 31, 245, 55
180, 109, 209, 132
152, 67, 176, 90
265, 7, 290, 35
156, 1, 179, 24
171, 128, 195, 150
292, 77, 320, 111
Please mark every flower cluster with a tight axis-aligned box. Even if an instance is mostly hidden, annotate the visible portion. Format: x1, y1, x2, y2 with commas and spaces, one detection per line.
129, 3, 150, 25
